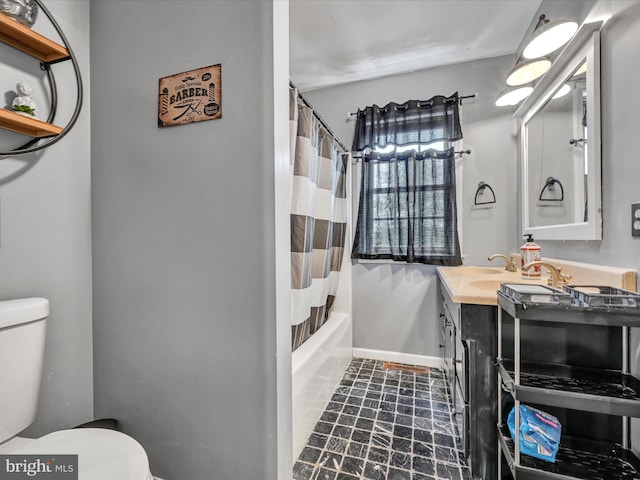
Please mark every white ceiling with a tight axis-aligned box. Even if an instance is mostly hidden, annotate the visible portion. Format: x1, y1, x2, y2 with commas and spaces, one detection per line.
290, 0, 543, 91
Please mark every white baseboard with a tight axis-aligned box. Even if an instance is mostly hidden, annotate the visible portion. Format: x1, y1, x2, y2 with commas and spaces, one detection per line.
352, 348, 444, 370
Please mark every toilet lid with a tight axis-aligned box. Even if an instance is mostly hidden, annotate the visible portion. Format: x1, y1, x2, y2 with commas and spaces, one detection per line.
12, 428, 152, 480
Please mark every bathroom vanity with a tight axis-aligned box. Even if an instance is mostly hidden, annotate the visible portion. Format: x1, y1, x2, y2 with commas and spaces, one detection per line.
437, 261, 637, 480
440, 284, 499, 479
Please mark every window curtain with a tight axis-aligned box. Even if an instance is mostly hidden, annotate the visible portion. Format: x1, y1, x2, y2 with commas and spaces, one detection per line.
351, 93, 463, 265
351, 93, 463, 151
290, 87, 348, 351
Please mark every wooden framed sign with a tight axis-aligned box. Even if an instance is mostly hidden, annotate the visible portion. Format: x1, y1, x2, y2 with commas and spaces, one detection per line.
158, 64, 222, 128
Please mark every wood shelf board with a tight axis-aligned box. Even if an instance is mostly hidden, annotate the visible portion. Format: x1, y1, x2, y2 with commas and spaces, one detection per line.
0, 14, 69, 62
0, 109, 63, 138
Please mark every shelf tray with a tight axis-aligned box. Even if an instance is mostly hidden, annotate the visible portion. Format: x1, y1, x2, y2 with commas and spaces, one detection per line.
501, 283, 571, 305
498, 291, 640, 328
498, 360, 640, 417
0, 13, 69, 62
564, 286, 640, 310
498, 424, 640, 480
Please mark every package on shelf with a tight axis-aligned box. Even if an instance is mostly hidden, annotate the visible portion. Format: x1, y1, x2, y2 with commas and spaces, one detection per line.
508, 404, 562, 462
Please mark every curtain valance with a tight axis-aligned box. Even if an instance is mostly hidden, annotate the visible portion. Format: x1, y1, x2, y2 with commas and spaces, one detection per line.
351, 92, 463, 151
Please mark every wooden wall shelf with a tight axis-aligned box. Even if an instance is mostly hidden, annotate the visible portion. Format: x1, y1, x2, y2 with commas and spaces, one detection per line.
0, 8, 82, 154
0, 109, 63, 138
0, 13, 69, 62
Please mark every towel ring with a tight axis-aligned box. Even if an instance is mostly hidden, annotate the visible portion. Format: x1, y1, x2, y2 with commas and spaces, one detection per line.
539, 177, 564, 201
474, 182, 496, 205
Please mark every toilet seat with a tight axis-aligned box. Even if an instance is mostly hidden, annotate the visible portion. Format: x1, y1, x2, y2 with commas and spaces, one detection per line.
4, 428, 152, 480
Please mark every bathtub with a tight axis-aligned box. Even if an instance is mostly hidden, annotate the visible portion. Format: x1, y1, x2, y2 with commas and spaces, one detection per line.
291, 312, 352, 461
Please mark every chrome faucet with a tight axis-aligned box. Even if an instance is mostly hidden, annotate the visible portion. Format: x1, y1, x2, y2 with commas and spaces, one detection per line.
488, 253, 518, 272
522, 261, 572, 287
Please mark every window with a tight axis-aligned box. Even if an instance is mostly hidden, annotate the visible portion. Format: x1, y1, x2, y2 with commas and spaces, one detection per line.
351, 94, 463, 265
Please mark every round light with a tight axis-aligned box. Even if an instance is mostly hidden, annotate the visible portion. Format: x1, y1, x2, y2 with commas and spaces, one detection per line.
506, 58, 551, 86
495, 86, 534, 107
573, 61, 587, 77
523, 20, 579, 59
552, 84, 571, 99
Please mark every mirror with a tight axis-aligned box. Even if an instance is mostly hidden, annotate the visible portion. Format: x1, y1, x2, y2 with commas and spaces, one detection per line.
517, 23, 602, 240
526, 61, 587, 227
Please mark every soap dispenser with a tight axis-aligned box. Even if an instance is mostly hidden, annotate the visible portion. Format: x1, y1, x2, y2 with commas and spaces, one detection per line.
521, 234, 542, 278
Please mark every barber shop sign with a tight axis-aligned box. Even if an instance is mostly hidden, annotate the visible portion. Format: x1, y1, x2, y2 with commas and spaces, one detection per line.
158, 64, 222, 128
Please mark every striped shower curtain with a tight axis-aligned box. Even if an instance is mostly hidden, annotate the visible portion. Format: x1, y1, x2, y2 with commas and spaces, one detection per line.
290, 88, 348, 351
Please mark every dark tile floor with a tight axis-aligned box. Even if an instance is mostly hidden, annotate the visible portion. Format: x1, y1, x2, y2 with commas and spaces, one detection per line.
293, 358, 472, 480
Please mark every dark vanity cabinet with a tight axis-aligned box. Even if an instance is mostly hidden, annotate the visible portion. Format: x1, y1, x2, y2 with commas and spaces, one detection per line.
440, 286, 500, 480
440, 293, 465, 453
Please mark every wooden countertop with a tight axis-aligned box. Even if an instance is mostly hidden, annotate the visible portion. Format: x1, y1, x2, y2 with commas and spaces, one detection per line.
438, 259, 637, 306
437, 266, 548, 306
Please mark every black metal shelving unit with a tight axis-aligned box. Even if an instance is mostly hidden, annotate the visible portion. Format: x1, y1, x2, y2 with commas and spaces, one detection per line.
0, 0, 83, 155
496, 289, 640, 480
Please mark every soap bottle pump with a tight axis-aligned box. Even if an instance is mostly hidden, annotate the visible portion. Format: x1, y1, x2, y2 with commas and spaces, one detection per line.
521, 234, 542, 278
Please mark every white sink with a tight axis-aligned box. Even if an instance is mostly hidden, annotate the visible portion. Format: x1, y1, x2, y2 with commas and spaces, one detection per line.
458, 267, 503, 275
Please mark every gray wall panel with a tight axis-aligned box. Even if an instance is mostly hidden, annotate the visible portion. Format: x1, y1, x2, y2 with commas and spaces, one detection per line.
0, 0, 93, 437
90, 1, 282, 478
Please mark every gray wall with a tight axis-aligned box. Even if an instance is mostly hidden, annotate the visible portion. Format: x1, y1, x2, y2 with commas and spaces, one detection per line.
536, 1, 640, 272
90, 1, 286, 479
0, 0, 93, 437
304, 55, 520, 357
526, 0, 640, 457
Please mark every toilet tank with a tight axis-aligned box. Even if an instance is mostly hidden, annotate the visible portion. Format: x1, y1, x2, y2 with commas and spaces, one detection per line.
0, 298, 49, 443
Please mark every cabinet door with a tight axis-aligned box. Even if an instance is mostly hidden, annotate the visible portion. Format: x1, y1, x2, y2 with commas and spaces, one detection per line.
443, 322, 454, 384
442, 303, 455, 387
442, 287, 461, 331
455, 335, 468, 402
454, 377, 469, 457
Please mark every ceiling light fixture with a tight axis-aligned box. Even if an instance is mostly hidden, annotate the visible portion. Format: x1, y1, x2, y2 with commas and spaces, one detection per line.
506, 58, 552, 86
495, 85, 534, 107
573, 61, 587, 77
522, 15, 578, 59
495, 13, 579, 108
552, 84, 571, 99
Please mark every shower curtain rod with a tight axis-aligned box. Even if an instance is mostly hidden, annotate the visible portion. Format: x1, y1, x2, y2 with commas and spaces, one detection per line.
347, 94, 477, 116
290, 80, 350, 153
351, 149, 471, 161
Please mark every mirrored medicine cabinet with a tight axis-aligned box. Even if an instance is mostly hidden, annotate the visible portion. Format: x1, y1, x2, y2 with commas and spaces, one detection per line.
516, 22, 603, 240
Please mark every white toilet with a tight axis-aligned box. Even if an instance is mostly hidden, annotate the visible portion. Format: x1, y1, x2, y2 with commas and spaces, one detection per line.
0, 298, 153, 480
